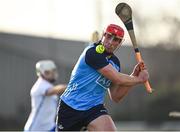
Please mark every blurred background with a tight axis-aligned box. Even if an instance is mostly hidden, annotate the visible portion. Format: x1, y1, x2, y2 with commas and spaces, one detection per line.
0, 0, 180, 131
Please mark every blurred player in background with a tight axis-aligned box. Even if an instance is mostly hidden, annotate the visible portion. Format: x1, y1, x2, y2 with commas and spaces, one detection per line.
91, 31, 100, 43
24, 60, 66, 131
56, 24, 149, 131
84, 30, 100, 48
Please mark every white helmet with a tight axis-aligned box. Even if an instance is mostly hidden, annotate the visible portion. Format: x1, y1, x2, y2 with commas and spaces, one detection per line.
36, 60, 57, 77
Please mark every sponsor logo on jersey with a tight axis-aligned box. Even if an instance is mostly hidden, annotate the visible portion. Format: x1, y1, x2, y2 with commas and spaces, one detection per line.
96, 75, 111, 89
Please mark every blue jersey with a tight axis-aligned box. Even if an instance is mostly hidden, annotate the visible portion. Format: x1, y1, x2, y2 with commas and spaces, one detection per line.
61, 43, 121, 110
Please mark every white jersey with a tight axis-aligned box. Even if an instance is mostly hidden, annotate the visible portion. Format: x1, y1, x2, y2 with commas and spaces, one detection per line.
24, 77, 58, 131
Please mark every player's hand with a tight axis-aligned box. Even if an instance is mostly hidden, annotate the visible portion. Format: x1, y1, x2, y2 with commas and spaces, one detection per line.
137, 70, 149, 83
131, 61, 147, 77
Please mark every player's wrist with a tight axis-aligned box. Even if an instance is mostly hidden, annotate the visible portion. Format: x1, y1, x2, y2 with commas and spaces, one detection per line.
130, 75, 142, 84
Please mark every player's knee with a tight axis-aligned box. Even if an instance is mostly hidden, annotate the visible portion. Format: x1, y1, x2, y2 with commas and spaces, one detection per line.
87, 115, 116, 131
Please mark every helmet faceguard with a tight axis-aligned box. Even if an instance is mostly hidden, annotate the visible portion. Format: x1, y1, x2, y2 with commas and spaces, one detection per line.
101, 24, 125, 53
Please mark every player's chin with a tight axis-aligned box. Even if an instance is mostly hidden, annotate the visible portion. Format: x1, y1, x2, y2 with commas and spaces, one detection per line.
107, 50, 114, 54
105, 48, 114, 53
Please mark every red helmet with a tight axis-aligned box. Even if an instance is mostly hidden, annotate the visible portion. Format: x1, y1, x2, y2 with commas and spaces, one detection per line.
105, 24, 124, 39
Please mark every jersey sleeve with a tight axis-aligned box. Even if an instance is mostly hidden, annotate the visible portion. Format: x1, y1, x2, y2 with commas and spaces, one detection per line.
85, 47, 109, 70
115, 57, 121, 72
117, 59, 121, 72
111, 55, 121, 72
38, 82, 53, 95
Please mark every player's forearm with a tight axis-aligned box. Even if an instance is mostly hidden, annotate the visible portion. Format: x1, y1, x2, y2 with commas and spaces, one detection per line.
53, 84, 67, 94
109, 85, 132, 103
99, 64, 141, 87
116, 73, 140, 87
45, 84, 66, 96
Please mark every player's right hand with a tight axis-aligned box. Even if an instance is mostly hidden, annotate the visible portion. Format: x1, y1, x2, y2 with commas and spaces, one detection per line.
137, 70, 149, 83
131, 61, 147, 77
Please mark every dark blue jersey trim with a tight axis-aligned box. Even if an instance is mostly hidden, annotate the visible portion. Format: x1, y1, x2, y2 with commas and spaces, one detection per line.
85, 45, 121, 71
85, 46, 109, 70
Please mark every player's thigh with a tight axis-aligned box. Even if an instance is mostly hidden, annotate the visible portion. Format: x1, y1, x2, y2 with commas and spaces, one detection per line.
87, 114, 116, 131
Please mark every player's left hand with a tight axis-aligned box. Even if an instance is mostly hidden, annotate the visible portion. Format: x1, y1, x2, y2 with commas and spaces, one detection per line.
131, 61, 147, 77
